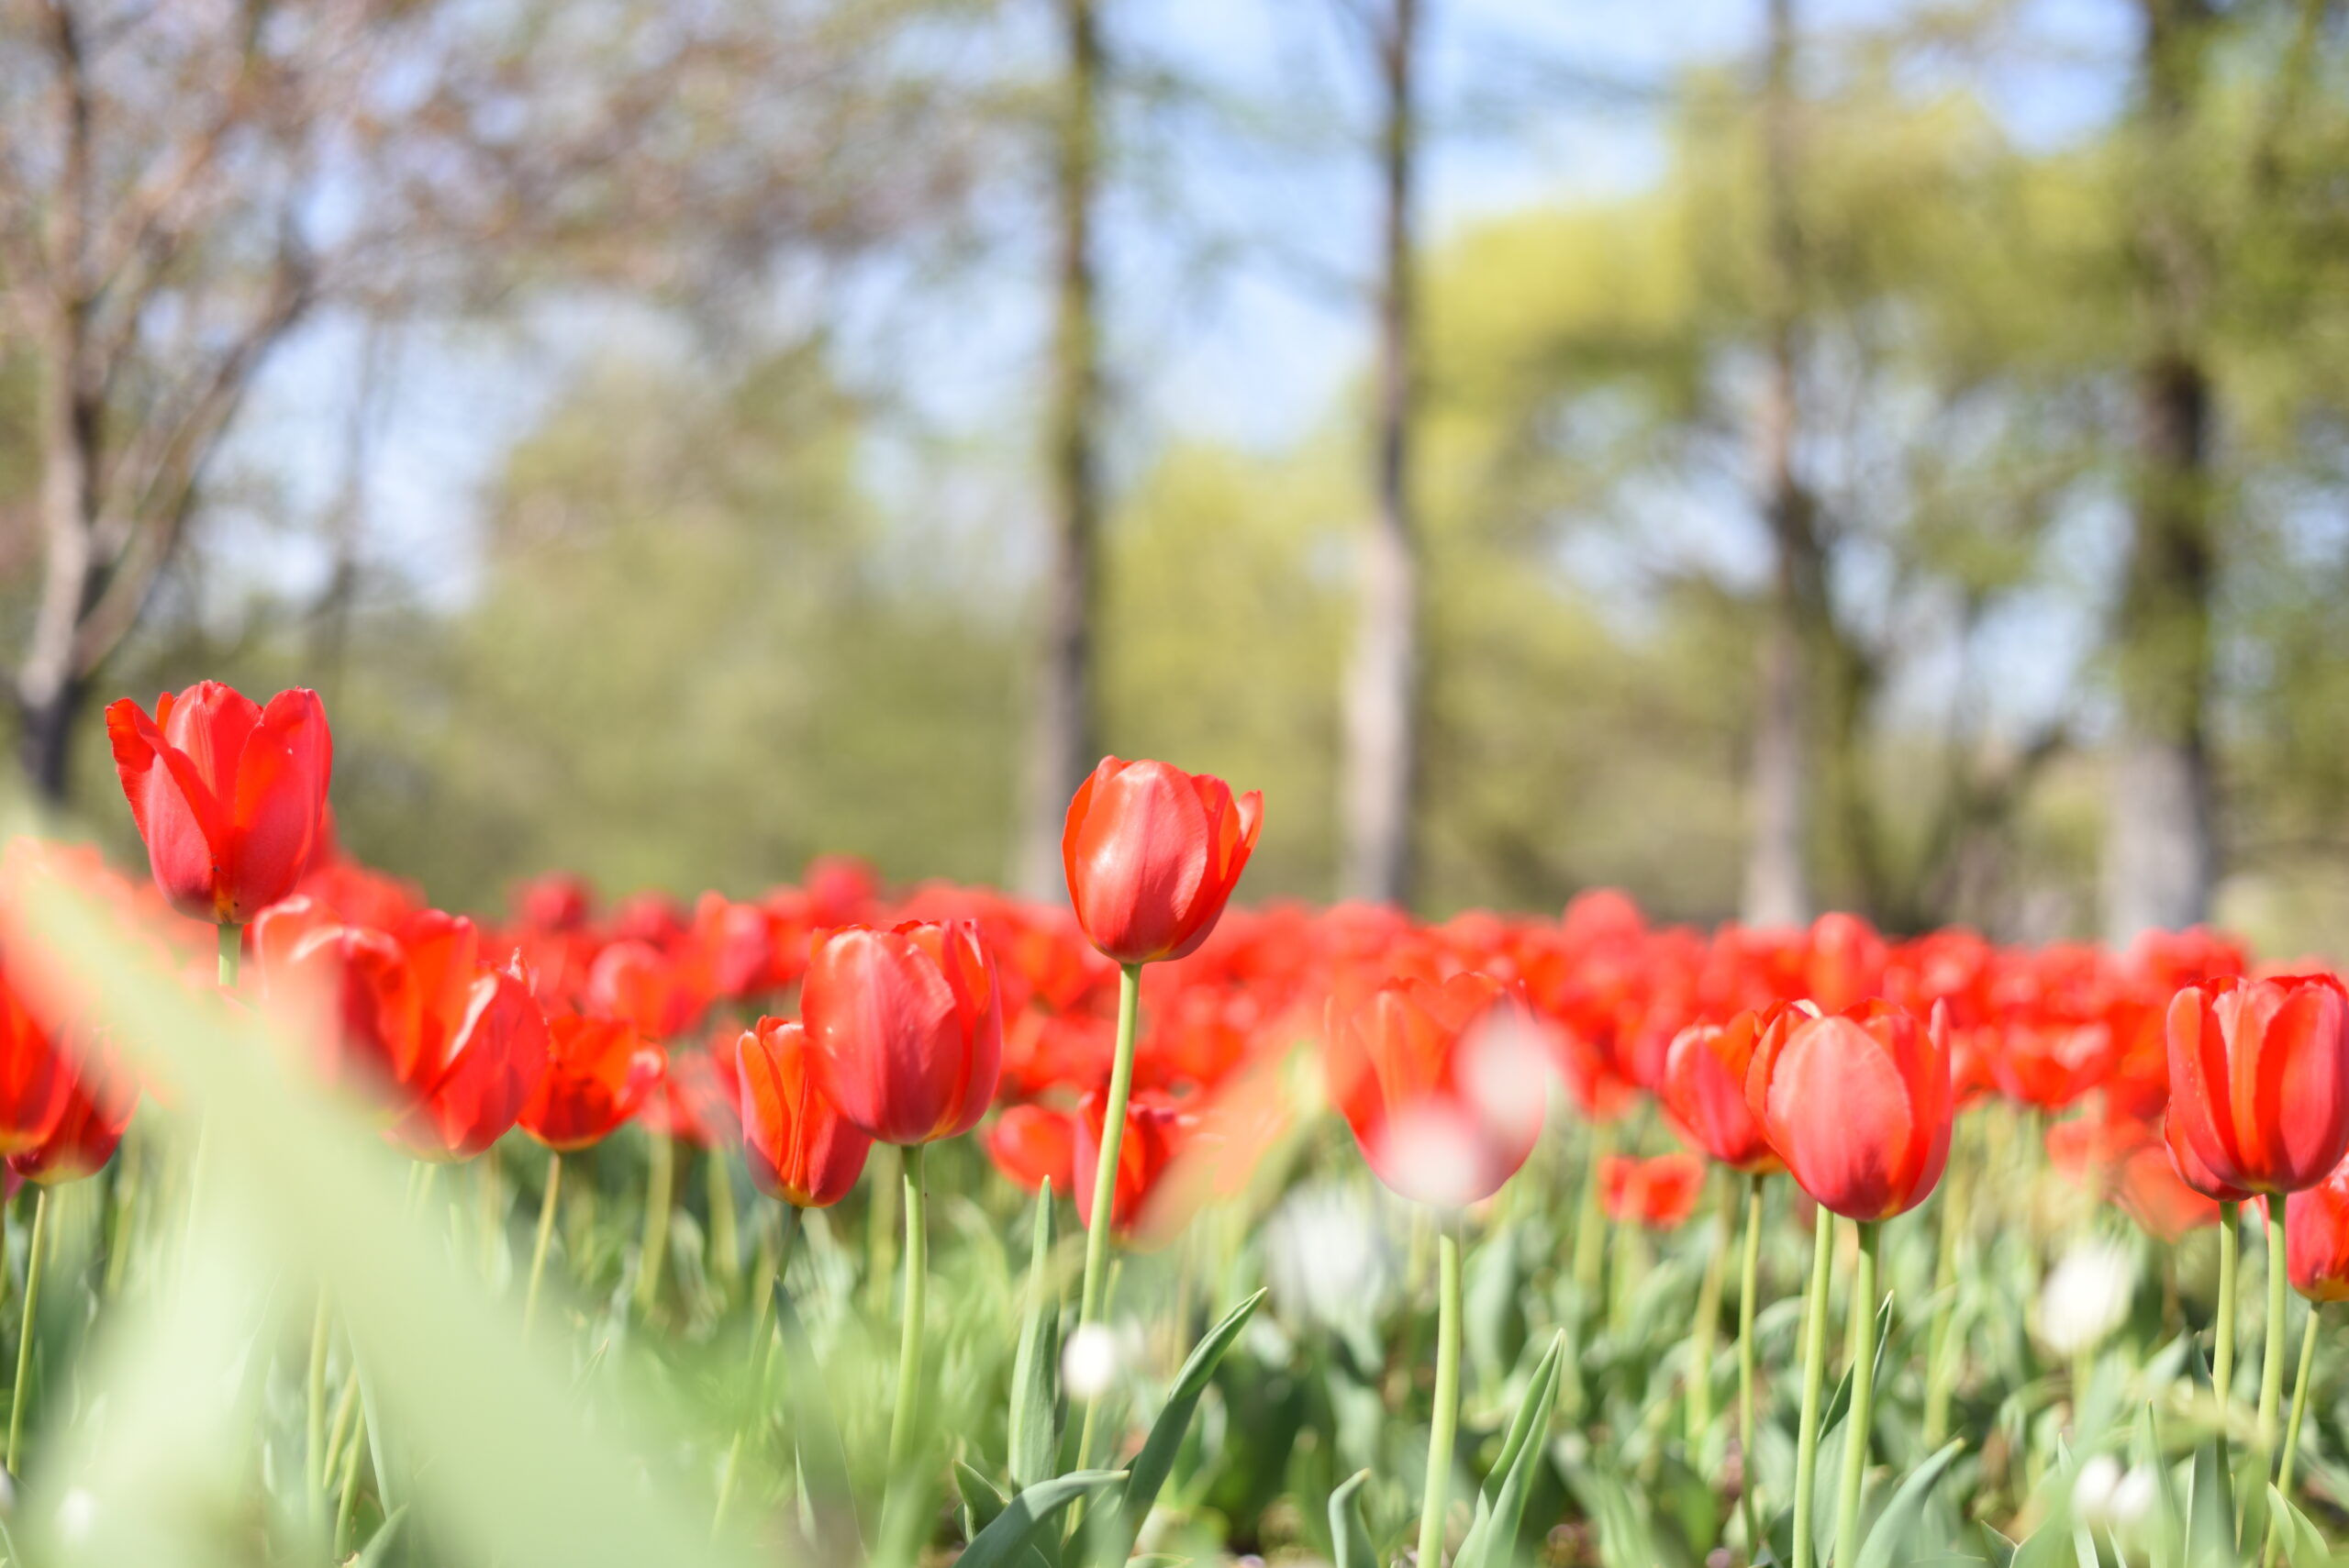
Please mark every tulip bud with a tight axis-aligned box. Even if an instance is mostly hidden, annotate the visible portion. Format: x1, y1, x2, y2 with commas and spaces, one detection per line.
2165, 974, 2349, 1195
1062, 758, 1262, 966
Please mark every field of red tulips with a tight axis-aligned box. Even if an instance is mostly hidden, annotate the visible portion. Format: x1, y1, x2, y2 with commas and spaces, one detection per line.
0, 679, 2334, 1567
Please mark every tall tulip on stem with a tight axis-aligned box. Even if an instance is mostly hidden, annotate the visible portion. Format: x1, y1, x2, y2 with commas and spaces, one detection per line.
802, 921, 1000, 1516
1328, 973, 1542, 1567
2165, 974, 2349, 1482
1662, 1006, 1787, 1545
1747, 1000, 1952, 1568
1061, 758, 1260, 1462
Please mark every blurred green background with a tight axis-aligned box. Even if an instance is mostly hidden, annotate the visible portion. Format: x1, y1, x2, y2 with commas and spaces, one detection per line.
5, 0, 2348, 952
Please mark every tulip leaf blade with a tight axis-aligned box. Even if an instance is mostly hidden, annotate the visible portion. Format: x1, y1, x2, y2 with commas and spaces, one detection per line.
1083, 1286, 1266, 1566
958, 1470, 1128, 1568
1329, 1468, 1379, 1568
1453, 1329, 1565, 1568
958, 1459, 1010, 1539
1849, 1440, 1965, 1568
1008, 1181, 1063, 1490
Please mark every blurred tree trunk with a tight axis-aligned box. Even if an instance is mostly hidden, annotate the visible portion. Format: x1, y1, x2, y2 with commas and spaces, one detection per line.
1340, 0, 1420, 907
2104, 0, 2217, 943
1019, 0, 1104, 898
1742, 0, 1812, 929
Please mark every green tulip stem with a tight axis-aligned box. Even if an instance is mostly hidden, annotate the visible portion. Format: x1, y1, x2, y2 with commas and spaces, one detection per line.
1832, 1220, 1882, 1568
2258, 1200, 2288, 1460
881, 1143, 929, 1532
217, 922, 239, 988
2216, 1199, 2239, 1445
1739, 1173, 1766, 1553
2261, 1305, 2321, 1568
1791, 1206, 1836, 1568
1573, 1121, 1616, 1300
523, 1151, 562, 1337
1687, 1173, 1732, 1447
1073, 960, 1143, 1473
6, 1187, 48, 1475
1418, 1220, 1464, 1568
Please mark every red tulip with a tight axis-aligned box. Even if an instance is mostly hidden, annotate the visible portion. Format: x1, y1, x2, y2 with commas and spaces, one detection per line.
518, 1015, 665, 1152
801, 921, 1001, 1147
1073, 1088, 1192, 1236
584, 938, 709, 1041
987, 1104, 1076, 1195
10, 1040, 137, 1185
1325, 972, 1544, 1207
645, 1043, 743, 1150
2286, 1155, 2349, 1302
104, 682, 332, 924
1744, 999, 1952, 1221
2165, 974, 2349, 1195
1599, 1151, 1707, 1229
1062, 758, 1262, 966
387, 955, 551, 1162
252, 901, 439, 1112
0, 968, 72, 1156
1660, 1011, 1785, 1174
736, 1018, 871, 1208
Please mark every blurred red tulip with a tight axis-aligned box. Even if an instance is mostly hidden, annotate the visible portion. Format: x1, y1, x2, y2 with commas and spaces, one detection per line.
584, 938, 708, 1041
1073, 1088, 1192, 1235
0, 967, 72, 1156
1745, 999, 1951, 1221
2286, 1155, 2349, 1302
519, 1015, 664, 1152
1599, 1151, 1707, 1229
802, 920, 1001, 1146
987, 1104, 1076, 1194
736, 1018, 871, 1208
388, 955, 551, 1162
1326, 972, 1544, 1207
10, 1038, 137, 1185
645, 1042, 743, 1149
252, 900, 451, 1112
1062, 757, 1262, 966
2166, 973, 2349, 1195
1660, 1011, 1785, 1174
104, 682, 332, 924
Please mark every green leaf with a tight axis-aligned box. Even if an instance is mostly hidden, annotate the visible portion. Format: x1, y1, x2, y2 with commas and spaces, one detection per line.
351, 1507, 407, 1568
2266, 1486, 2330, 1568
958, 1471, 1129, 1568
1091, 1287, 1267, 1562
1329, 1468, 1379, 1568
774, 1276, 861, 1557
959, 1460, 1010, 1540
2183, 1429, 2235, 1568
1849, 1440, 1965, 1568
1008, 1182, 1063, 1490
1453, 1331, 1565, 1568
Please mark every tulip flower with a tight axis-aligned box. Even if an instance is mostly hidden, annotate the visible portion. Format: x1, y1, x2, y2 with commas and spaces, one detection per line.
0, 970, 72, 1157
104, 682, 333, 939
1599, 1151, 1705, 1229
986, 1103, 1076, 1195
2286, 1159, 2349, 1303
799, 918, 1001, 1495
1327, 969, 1542, 1568
1745, 999, 1952, 1223
386, 956, 550, 1163
737, 1018, 871, 1209
1662, 1006, 1790, 1540
517, 1014, 663, 1335
800, 921, 1001, 1147
1325, 972, 1545, 1209
1746, 999, 1950, 1568
2165, 974, 2349, 1197
1073, 1088, 1194, 1239
7, 1041, 136, 1187
2166, 973, 2349, 1469
584, 938, 709, 1042
1661, 1013, 1784, 1175
1062, 757, 1262, 968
